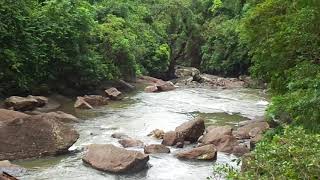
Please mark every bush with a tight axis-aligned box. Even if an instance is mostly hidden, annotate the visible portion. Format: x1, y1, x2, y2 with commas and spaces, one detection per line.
213, 126, 320, 179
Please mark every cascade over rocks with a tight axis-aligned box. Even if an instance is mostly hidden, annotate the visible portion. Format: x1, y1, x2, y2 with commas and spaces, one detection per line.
176, 144, 217, 160
144, 144, 170, 154
82, 144, 149, 173
0, 114, 79, 160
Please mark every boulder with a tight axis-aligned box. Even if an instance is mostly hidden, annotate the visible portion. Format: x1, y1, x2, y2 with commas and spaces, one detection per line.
4, 96, 47, 111
111, 133, 130, 140
82, 95, 109, 106
0, 109, 29, 122
176, 144, 217, 160
0, 115, 79, 160
232, 145, 250, 156
0, 160, 26, 177
199, 126, 237, 153
175, 118, 205, 142
162, 131, 184, 146
176, 142, 184, 148
82, 144, 149, 173
205, 125, 232, 134
144, 85, 158, 93
147, 129, 165, 139
40, 111, 78, 123
118, 138, 144, 148
206, 135, 238, 153
0, 172, 17, 180
174, 76, 194, 86
199, 74, 245, 88
74, 97, 93, 109
156, 81, 176, 92
235, 121, 269, 139
144, 144, 170, 154
105, 88, 123, 100
136, 76, 165, 85
175, 67, 200, 79
250, 134, 263, 149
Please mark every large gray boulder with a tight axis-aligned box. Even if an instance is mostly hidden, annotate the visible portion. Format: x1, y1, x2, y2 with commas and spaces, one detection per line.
82, 144, 149, 173
0, 115, 79, 160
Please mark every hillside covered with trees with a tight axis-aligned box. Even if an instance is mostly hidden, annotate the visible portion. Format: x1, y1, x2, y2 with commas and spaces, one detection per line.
1, 0, 319, 179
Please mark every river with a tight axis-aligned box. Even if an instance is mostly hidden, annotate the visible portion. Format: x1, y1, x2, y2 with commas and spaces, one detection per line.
15, 87, 268, 180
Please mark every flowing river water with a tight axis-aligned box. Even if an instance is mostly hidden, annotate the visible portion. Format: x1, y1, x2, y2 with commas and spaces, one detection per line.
15, 87, 268, 180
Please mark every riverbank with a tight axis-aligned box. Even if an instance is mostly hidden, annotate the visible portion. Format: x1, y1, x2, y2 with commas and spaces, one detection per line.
0, 78, 268, 179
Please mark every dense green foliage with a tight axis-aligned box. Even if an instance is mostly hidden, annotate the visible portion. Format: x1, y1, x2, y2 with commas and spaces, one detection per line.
0, 0, 251, 95
1, 0, 320, 178
214, 126, 320, 179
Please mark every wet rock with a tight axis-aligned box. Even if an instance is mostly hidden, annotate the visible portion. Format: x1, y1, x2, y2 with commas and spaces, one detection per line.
0, 109, 29, 122
111, 133, 130, 140
0, 172, 18, 180
174, 76, 194, 86
4, 96, 47, 111
198, 126, 237, 153
0, 160, 26, 177
235, 121, 269, 139
82, 144, 149, 173
74, 97, 93, 109
118, 138, 144, 148
162, 131, 184, 146
199, 134, 238, 153
199, 74, 245, 88
0, 114, 79, 160
40, 111, 78, 123
147, 129, 165, 139
250, 134, 263, 149
175, 67, 200, 79
118, 80, 135, 90
205, 125, 233, 135
81, 95, 109, 106
232, 145, 250, 156
144, 85, 158, 93
175, 118, 205, 142
156, 81, 176, 92
105, 88, 123, 100
136, 76, 165, 85
144, 144, 170, 154
176, 144, 217, 160
176, 142, 184, 148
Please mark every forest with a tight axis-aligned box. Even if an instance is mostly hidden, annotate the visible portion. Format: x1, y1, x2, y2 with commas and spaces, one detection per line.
1, 0, 320, 179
